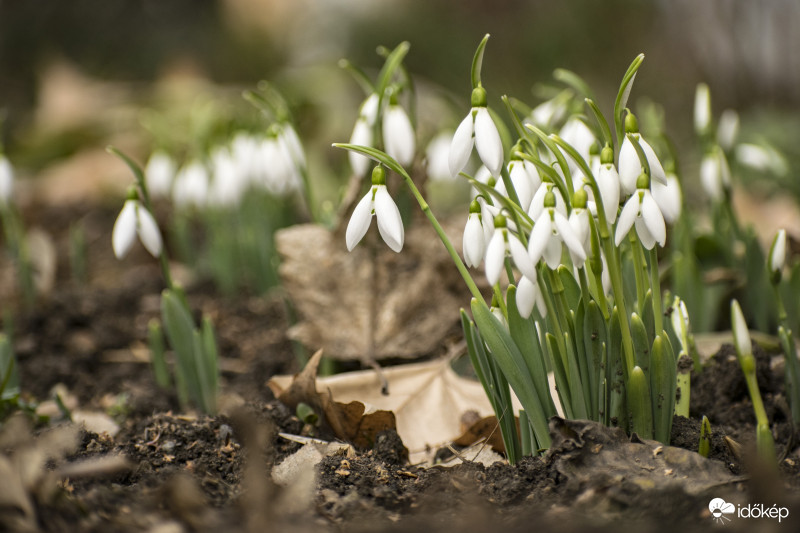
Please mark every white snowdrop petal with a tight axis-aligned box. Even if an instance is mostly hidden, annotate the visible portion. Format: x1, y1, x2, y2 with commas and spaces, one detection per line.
449, 114, 475, 178
0, 156, 13, 203
145, 152, 175, 198
618, 137, 640, 195
555, 211, 586, 263
543, 237, 563, 270
770, 229, 787, 273
635, 217, 657, 250
652, 174, 682, 224
694, 83, 711, 134
484, 231, 506, 286
383, 105, 416, 167
717, 110, 739, 151
640, 138, 667, 186
528, 215, 552, 266
597, 164, 621, 223
731, 300, 751, 355
281, 124, 306, 169
474, 108, 504, 177
348, 119, 373, 176
345, 189, 375, 251
135, 205, 163, 258
112, 200, 138, 259
615, 195, 640, 246
508, 235, 537, 281
516, 276, 536, 319
360, 93, 380, 125
508, 162, 533, 210
641, 192, 665, 246
463, 214, 486, 267
374, 186, 404, 252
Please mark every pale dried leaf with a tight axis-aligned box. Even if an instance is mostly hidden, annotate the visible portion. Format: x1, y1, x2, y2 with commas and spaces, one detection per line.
276, 223, 466, 360
270, 357, 507, 463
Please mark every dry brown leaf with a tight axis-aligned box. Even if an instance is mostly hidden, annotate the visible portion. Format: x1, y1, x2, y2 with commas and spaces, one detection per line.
452, 416, 510, 454
275, 223, 466, 361
269, 350, 397, 450
269, 357, 509, 463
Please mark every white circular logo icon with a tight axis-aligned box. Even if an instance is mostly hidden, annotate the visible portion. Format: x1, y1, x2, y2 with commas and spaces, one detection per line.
709, 498, 736, 524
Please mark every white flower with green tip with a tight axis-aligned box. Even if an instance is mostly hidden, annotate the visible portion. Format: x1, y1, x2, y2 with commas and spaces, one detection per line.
614, 174, 666, 250
349, 93, 379, 176
346, 166, 404, 253
449, 86, 504, 178
528, 190, 586, 269
112, 193, 162, 259
618, 112, 667, 194
484, 215, 536, 286
516, 275, 547, 319
382, 99, 415, 167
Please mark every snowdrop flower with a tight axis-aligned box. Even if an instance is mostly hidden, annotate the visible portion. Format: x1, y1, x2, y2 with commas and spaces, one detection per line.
529, 180, 566, 221
716, 110, 739, 151
382, 96, 415, 167
172, 160, 210, 208
346, 166, 404, 253
730, 299, 752, 357
568, 189, 591, 265
529, 91, 569, 129
651, 172, 682, 224
670, 296, 691, 353
618, 112, 666, 194
145, 151, 175, 198
769, 228, 787, 282
594, 145, 621, 223
279, 123, 306, 170
736, 143, 788, 176
699, 147, 730, 202
209, 146, 246, 207
112, 191, 162, 259
516, 275, 547, 319
484, 215, 537, 286
463, 199, 489, 267
559, 117, 597, 175
349, 93, 379, 176
449, 86, 504, 178
614, 174, 666, 250
694, 83, 712, 136
255, 134, 301, 196
0, 154, 14, 205
528, 190, 586, 269
496, 146, 540, 211
425, 132, 455, 182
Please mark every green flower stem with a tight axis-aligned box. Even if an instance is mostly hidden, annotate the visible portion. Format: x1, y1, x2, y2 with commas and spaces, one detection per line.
649, 247, 664, 335
629, 233, 648, 316
108, 146, 175, 292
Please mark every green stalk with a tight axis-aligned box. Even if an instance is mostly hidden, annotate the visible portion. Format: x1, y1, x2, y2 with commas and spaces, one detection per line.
674, 354, 692, 418
629, 233, 648, 315
628, 365, 653, 439
698, 415, 712, 458
649, 247, 664, 335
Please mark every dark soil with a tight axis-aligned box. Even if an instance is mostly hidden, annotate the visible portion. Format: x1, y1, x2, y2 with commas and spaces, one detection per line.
2, 202, 800, 532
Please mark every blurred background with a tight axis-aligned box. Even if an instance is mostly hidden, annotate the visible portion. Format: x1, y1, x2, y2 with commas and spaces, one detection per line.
0, 0, 799, 299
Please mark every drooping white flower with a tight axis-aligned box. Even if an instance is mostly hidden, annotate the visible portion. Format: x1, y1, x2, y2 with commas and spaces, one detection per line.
425, 132, 455, 182
618, 134, 667, 194
670, 296, 691, 353
346, 166, 404, 253
112, 196, 162, 259
348, 93, 379, 176
529, 92, 568, 129
209, 146, 246, 207
559, 117, 597, 175
382, 102, 415, 167
568, 207, 591, 265
694, 83, 712, 135
651, 172, 682, 224
594, 145, 621, 223
449, 87, 504, 178
528, 181, 566, 221
735, 143, 788, 176
700, 147, 731, 202
144, 151, 175, 198
172, 160, 210, 208
614, 178, 666, 250
516, 275, 547, 319
484, 215, 537, 286
497, 150, 540, 211
769, 229, 787, 277
463, 200, 489, 268
716, 110, 739, 151
279, 123, 306, 170
730, 299, 752, 357
0, 154, 14, 205
528, 191, 586, 269
618, 112, 666, 194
